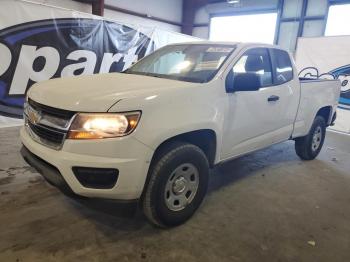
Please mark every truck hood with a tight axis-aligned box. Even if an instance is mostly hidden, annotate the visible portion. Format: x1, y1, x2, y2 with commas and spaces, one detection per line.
28, 73, 196, 112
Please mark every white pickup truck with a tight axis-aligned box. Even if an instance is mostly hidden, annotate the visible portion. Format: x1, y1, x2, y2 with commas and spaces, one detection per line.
20, 42, 341, 227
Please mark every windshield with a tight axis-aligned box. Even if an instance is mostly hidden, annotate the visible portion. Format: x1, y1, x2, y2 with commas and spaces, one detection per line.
126, 44, 236, 83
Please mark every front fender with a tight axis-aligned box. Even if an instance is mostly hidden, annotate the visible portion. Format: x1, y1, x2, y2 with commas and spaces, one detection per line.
109, 82, 226, 163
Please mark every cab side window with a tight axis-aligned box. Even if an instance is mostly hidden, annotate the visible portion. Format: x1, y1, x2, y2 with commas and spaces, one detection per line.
270, 49, 293, 85
232, 48, 273, 87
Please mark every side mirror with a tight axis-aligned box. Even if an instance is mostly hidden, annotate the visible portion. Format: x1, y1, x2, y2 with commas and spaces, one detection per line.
226, 71, 262, 93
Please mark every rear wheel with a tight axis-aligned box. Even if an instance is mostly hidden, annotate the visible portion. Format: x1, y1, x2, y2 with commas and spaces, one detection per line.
142, 142, 209, 227
295, 116, 326, 160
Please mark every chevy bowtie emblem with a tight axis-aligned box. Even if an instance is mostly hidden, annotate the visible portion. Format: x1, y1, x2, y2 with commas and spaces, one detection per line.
28, 107, 42, 124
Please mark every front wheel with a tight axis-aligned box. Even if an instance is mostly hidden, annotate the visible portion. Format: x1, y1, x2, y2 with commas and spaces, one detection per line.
295, 116, 326, 160
142, 142, 209, 227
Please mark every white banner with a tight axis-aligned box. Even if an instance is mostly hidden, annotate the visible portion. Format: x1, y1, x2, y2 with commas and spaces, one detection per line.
0, 0, 198, 127
296, 36, 350, 134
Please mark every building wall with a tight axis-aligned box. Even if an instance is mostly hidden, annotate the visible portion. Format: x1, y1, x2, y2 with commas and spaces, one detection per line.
193, 6, 210, 39
277, 0, 328, 52
27, 0, 183, 32
20, 0, 334, 52
192, 0, 329, 53
105, 0, 182, 25
193, 0, 278, 39
23, 0, 93, 13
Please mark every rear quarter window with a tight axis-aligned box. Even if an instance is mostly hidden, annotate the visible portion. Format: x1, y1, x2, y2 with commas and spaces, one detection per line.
271, 49, 293, 85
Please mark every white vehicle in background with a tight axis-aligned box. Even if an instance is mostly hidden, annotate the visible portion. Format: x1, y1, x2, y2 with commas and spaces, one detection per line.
20, 42, 341, 227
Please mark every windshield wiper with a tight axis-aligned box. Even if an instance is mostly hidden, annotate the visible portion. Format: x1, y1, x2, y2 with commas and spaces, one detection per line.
125, 71, 165, 79
122, 71, 204, 83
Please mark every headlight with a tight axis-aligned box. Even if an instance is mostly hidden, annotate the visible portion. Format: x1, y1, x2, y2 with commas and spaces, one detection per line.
67, 112, 141, 139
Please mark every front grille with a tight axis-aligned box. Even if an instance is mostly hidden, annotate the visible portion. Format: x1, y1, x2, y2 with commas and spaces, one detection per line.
28, 98, 75, 120
28, 121, 65, 145
25, 99, 76, 149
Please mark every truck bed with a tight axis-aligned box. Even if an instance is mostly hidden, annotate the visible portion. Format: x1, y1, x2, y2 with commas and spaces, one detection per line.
292, 79, 341, 138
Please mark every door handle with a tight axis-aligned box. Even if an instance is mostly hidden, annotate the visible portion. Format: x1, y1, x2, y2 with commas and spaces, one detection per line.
268, 95, 280, 102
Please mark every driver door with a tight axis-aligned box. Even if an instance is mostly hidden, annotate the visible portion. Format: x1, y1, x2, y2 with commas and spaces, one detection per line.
221, 48, 284, 160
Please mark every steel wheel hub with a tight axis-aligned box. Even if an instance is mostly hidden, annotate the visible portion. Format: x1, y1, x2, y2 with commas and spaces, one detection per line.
312, 126, 322, 152
172, 176, 187, 195
164, 163, 199, 211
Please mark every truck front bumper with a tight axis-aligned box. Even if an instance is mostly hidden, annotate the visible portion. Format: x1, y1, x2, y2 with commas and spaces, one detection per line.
20, 127, 154, 200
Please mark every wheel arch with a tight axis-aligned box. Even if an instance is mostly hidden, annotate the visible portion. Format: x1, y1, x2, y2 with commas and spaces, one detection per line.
316, 106, 333, 126
150, 129, 217, 168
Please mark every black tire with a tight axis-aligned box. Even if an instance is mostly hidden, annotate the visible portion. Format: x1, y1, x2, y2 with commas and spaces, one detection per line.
295, 116, 326, 160
142, 141, 209, 228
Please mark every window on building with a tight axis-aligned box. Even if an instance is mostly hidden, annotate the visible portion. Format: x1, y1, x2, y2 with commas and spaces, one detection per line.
210, 13, 278, 44
325, 4, 350, 36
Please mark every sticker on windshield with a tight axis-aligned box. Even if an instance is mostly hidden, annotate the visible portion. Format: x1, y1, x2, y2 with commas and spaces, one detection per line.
206, 47, 233, 53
